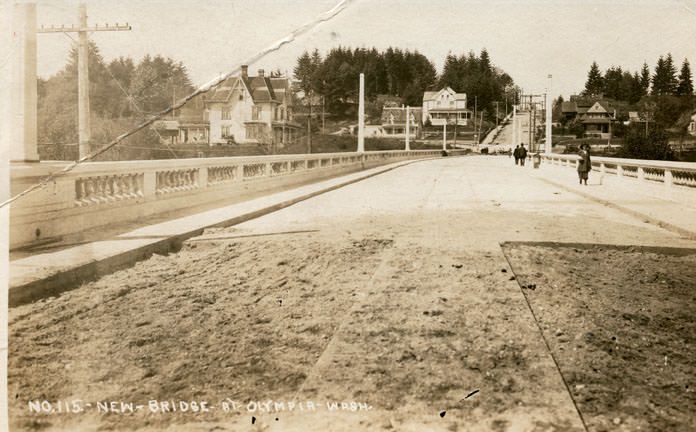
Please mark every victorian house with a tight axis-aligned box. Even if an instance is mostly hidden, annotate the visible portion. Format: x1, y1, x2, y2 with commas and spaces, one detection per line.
204, 66, 300, 145
422, 87, 472, 126
156, 65, 300, 146
561, 97, 615, 139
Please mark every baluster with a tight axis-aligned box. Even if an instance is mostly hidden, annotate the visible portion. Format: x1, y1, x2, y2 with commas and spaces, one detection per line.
76, 180, 86, 205
664, 169, 673, 188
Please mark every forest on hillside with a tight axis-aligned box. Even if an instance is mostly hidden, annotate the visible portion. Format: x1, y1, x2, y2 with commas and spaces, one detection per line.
37, 42, 194, 160
293, 47, 519, 121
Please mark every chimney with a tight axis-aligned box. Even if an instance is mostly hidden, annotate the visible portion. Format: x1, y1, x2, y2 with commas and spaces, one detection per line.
241, 65, 248, 78
258, 69, 265, 78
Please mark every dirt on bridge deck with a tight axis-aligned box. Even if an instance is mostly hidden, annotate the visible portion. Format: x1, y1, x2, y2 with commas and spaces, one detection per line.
503, 243, 696, 432
8, 226, 583, 432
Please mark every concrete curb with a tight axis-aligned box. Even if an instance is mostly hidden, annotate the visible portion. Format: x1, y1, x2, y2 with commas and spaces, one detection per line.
537, 177, 696, 241
9, 156, 451, 307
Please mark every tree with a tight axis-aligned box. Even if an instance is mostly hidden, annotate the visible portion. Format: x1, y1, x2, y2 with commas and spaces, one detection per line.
619, 123, 674, 160
665, 53, 679, 94
584, 62, 604, 96
639, 62, 651, 96
652, 54, 678, 95
677, 58, 693, 96
37, 42, 195, 160
603, 66, 623, 100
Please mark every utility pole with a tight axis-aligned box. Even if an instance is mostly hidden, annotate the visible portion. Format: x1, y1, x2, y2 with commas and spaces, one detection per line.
38, 3, 131, 160
529, 104, 534, 151
545, 74, 553, 154
405, 105, 410, 151
512, 105, 517, 147
494, 101, 499, 128
357, 73, 365, 153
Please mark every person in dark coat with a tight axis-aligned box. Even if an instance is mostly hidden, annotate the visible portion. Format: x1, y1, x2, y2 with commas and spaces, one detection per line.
518, 144, 528, 166
513, 145, 520, 165
577, 143, 591, 185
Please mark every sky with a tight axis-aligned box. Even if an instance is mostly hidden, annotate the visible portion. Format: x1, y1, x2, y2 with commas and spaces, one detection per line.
15, 0, 696, 98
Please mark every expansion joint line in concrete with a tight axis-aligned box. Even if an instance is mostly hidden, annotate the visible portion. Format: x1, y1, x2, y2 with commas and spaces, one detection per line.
292, 246, 396, 399
500, 247, 589, 432
537, 177, 696, 241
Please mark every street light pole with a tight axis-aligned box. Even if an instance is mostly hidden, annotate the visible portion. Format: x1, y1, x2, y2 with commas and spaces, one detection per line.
545, 74, 553, 154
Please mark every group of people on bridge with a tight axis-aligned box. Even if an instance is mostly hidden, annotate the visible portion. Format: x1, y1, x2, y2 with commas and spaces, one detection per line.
511, 142, 592, 186
513, 144, 528, 166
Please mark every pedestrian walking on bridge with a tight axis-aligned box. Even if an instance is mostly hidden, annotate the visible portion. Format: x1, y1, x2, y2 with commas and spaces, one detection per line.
577, 143, 591, 185
513, 145, 520, 165
518, 144, 527, 166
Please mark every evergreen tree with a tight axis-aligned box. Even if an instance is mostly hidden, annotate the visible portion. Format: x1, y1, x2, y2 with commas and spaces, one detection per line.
665, 53, 678, 94
628, 72, 644, 104
584, 61, 603, 96
652, 56, 667, 95
639, 62, 651, 96
677, 58, 693, 96
603, 66, 623, 100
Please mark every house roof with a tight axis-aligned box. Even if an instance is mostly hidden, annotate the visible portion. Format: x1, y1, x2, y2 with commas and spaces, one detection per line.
561, 101, 577, 113
423, 87, 467, 102
423, 91, 437, 100
205, 74, 291, 104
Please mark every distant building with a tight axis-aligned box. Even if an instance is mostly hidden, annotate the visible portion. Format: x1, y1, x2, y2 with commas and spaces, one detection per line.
152, 94, 209, 145
562, 96, 615, 139
689, 111, 696, 136
380, 106, 422, 138
154, 65, 300, 146
422, 87, 472, 126
205, 66, 300, 145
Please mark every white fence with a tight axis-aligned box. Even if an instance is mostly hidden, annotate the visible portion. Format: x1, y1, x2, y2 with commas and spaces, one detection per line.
541, 154, 696, 189
10, 150, 464, 249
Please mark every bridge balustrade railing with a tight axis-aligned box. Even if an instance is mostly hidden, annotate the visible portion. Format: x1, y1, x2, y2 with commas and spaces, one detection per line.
10, 149, 465, 249
540, 154, 696, 189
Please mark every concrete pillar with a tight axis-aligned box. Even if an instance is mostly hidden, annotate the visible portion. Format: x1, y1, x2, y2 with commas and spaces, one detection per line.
442, 123, 447, 150
78, 3, 91, 159
637, 167, 645, 182
357, 73, 365, 153
405, 105, 410, 151
512, 105, 517, 147
8, 2, 39, 162
545, 75, 552, 154
0, 5, 9, 422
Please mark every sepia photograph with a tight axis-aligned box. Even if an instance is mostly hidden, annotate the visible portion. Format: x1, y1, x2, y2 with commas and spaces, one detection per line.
1, 1, 696, 431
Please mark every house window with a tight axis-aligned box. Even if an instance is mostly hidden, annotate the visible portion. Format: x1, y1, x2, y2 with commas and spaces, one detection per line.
222, 126, 231, 137
222, 108, 231, 120
252, 106, 260, 120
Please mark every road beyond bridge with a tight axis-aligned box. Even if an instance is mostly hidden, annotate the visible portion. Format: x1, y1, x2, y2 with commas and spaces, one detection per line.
8, 156, 696, 432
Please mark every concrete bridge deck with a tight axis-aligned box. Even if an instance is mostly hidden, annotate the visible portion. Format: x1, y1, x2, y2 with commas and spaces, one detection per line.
8, 156, 696, 431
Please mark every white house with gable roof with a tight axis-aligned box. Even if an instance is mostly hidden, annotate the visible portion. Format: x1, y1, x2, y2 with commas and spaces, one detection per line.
422, 87, 472, 126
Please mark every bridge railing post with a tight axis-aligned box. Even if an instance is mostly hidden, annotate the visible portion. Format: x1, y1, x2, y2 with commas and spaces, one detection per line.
664, 169, 673, 188
143, 172, 156, 197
